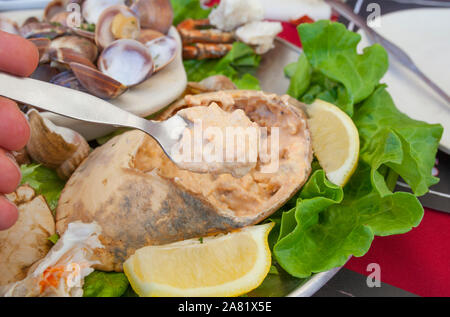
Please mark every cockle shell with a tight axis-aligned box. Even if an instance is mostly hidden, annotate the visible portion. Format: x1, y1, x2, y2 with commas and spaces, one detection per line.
95, 5, 140, 50
26, 110, 90, 180
97, 39, 154, 86
130, 0, 173, 34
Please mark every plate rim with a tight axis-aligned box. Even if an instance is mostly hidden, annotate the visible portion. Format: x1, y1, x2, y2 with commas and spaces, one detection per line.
357, 7, 450, 154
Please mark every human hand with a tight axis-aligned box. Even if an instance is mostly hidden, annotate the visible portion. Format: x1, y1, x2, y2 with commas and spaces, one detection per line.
0, 30, 39, 230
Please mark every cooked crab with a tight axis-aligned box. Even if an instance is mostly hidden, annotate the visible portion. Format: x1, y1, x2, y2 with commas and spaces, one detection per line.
177, 18, 234, 59
55, 90, 312, 272
0, 185, 55, 287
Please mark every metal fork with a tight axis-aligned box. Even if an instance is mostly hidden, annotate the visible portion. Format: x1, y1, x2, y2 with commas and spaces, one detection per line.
0, 72, 187, 161
325, 0, 450, 106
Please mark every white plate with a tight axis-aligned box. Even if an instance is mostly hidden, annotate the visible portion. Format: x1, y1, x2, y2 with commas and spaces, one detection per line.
0, 9, 187, 141
358, 8, 450, 154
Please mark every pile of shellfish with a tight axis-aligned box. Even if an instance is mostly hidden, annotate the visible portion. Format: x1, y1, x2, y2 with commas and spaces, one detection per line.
0, 0, 178, 100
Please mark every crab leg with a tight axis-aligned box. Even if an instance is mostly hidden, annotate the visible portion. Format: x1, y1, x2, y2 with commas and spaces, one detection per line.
183, 43, 233, 60
177, 18, 234, 45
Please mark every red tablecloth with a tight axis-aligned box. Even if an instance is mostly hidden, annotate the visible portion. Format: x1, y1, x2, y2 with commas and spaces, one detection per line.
279, 22, 450, 298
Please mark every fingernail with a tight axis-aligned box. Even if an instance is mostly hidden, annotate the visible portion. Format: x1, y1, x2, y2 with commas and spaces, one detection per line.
4, 151, 21, 175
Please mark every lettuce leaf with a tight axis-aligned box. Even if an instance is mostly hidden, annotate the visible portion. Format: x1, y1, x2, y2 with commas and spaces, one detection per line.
183, 42, 261, 90
171, 0, 211, 26
20, 163, 66, 211
354, 85, 443, 197
275, 21, 443, 278
286, 20, 388, 116
83, 271, 130, 297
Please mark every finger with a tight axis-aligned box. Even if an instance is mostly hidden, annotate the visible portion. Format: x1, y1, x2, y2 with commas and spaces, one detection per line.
0, 148, 21, 194
0, 195, 18, 230
0, 97, 30, 151
0, 31, 39, 77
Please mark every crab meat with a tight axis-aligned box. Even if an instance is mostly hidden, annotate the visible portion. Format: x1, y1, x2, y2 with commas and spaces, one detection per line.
0, 222, 103, 297
208, 0, 264, 31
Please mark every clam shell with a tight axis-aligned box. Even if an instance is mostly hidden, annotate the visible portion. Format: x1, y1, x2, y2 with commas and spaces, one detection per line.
20, 22, 66, 39
0, 17, 20, 35
130, 0, 173, 34
30, 64, 60, 82
26, 110, 91, 180
49, 47, 97, 69
22, 17, 40, 27
82, 0, 125, 25
97, 39, 154, 87
95, 4, 140, 50
70, 27, 95, 41
50, 35, 98, 62
28, 37, 52, 63
70, 62, 128, 99
137, 28, 164, 44
44, 0, 65, 22
144, 35, 176, 72
50, 70, 88, 93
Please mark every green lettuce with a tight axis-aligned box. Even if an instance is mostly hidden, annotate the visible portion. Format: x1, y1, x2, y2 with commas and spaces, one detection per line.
83, 271, 130, 297
286, 20, 388, 116
274, 21, 443, 278
171, 0, 211, 26
184, 42, 261, 90
354, 85, 442, 196
20, 163, 66, 211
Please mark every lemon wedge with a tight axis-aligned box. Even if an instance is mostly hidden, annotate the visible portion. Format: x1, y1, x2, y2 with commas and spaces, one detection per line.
306, 99, 360, 187
123, 223, 274, 297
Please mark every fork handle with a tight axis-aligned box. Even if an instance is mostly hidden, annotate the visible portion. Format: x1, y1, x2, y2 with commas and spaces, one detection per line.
0, 73, 151, 130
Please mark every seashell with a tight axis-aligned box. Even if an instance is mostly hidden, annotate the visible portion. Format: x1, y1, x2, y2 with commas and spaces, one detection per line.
0, 17, 20, 35
30, 64, 60, 82
28, 37, 52, 63
50, 70, 89, 93
130, 0, 173, 34
70, 27, 95, 41
137, 28, 164, 44
95, 5, 140, 50
82, 0, 125, 25
22, 17, 40, 27
26, 109, 91, 180
55, 90, 313, 271
49, 11, 72, 27
20, 22, 66, 39
70, 62, 128, 99
49, 35, 98, 63
97, 39, 153, 86
144, 35, 176, 72
44, 0, 65, 22
49, 47, 97, 69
